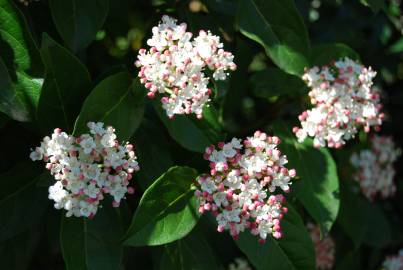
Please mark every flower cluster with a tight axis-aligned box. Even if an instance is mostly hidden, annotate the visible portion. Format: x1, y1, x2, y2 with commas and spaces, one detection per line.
308, 223, 335, 270
382, 250, 403, 270
350, 135, 401, 200
30, 122, 139, 218
135, 15, 236, 118
228, 257, 252, 270
293, 57, 384, 148
195, 131, 296, 243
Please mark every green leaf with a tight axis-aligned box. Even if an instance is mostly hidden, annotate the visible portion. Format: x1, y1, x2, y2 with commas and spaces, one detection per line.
154, 104, 221, 153
49, 0, 109, 52
338, 184, 390, 248
134, 120, 174, 190
236, 204, 315, 270
0, 0, 42, 73
337, 185, 367, 247
0, 163, 48, 242
0, 0, 43, 122
160, 226, 222, 270
251, 67, 307, 99
362, 201, 391, 248
0, 226, 43, 270
60, 204, 125, 270
237, 0, 310, 75
271, 122, 340, 235
73, 72, 144, 141
310, 43, 360, 66
37, 34, 91, 133
124, 166, 200, 246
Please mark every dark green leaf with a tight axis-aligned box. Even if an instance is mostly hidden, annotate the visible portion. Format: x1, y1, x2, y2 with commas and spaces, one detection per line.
0, 163, 48, 241
337, 185, 367, 247
124, 166, 200, 246
310, 43, 360, 66
60, 204, 125, 270
237, 0, 310, 75
37, 34, 91, 133
251, 67, 307, 98
154, 104, 221, 153
271, 122, 340, 235
0, 226, 43, 270
338, 184, 390, 248
135, 120, 174, 190
73, 72, 144, 141
362, 201, 391, 248
360, 0, 387, 13
49, 0, 109, 52
236, 204, 315, 270
160, 226, 221, 270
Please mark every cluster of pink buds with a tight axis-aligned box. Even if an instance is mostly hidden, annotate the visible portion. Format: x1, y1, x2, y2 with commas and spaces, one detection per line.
135, 15, 236, 119
308, 223, 335, 270
293, 57, 384, 148
228, 257, 252, 270
382, 250, 403, 270
350, 135, 401, 200
195, 131, 296, 243
30, 122, 140, 218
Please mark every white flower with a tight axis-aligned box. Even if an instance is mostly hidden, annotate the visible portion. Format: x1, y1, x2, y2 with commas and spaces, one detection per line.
136, 15, 236, 118
350, 135, 401, 200
80, 136, 96, 154
294, 57, 384, 148
30, 122, 140, 218
382, 249, 403, 270
196, 131, 295, 242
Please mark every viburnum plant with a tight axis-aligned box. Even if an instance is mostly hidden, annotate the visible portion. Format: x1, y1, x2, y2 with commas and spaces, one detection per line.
0, 0, 402, 270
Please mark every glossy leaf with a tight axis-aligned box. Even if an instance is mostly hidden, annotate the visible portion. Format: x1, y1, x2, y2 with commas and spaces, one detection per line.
236, 204, 315, 270
124, 166, 200, 246
0, 0, 42, 73
73, 72, 144, 141
271, 122, 340, 235
251, 67, 307, 99
237, 0, 310, 75
49, 0, 109, 52
37, 34, 91, 133
154, 104, 221, 153
310, 43, 360, 66
60, 204, 125, 270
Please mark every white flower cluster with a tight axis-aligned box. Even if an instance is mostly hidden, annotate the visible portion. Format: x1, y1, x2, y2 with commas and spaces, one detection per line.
293, 57, 384, 148
382, 250, 403, 270
195, 131, 296, 242
30, 122, 139, 218
228, 257, 252, 270
135, 15, 236, 118
308, 223, 335, 270
351, 135, 401, 200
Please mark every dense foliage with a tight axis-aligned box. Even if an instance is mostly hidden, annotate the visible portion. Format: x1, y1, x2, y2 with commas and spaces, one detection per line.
1, 0, 403, 269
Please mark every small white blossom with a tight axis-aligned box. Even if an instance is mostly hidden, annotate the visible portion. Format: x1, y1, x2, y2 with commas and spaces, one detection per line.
30, 122, 140, 218
136, 15, 236, 118
294, 57, 384, 148
351, 135, 401, 200
195, 131, 296, 242
382, 250, 403, 270
228, 257, 252, 270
